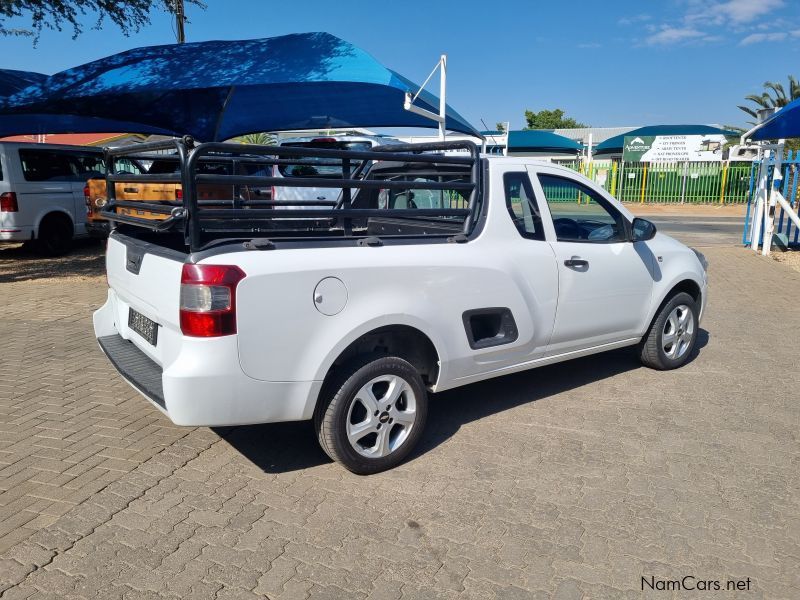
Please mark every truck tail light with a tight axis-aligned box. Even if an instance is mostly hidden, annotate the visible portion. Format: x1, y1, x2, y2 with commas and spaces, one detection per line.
0, 192, 18, 212
84, 185, 92, 217
179, 264, 246, 337
175, 187, 183, 201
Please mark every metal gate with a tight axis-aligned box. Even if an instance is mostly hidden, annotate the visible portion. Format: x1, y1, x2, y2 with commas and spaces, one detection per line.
742, 150, 800, 248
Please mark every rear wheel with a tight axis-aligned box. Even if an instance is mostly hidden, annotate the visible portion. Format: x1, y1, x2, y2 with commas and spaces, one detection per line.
639, 292, 698, 370
36, 214, 73, 256
315, 356, 428, 475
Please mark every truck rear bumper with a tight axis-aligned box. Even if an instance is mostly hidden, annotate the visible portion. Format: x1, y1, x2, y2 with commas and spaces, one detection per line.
86, 221, 111, 238
93, 293, 321, 426
98, 334, 166, 409
0, 226, 32, 241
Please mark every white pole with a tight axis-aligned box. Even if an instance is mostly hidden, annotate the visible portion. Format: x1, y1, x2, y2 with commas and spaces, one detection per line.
504, 121, 510, 156
587, 132, 593, 163
438, 54, 447, 141
762, 139, 785, 256
750, 147, 769, 251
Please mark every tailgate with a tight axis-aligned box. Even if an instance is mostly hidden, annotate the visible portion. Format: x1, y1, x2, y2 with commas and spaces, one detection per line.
106, 233, 186, 365
274, 184, 342, 206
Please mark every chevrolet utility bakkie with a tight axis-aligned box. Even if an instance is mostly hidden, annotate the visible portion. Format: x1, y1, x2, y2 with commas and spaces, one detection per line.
94, 138, 707, 474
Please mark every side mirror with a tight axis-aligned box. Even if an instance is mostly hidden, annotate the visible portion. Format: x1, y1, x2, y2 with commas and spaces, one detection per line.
631, 217, 657, 242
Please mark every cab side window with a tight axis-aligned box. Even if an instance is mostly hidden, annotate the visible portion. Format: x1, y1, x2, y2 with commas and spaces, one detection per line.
70, 154, 106, 180
504, 172, 544, 241
19, 150, 74, 182
538, 174, 627, 243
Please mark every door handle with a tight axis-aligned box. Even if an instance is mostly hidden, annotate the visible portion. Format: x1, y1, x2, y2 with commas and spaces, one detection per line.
564, 256, 589, 268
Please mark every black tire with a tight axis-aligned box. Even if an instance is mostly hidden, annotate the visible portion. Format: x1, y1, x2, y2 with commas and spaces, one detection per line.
314, 356, 428, 475
639, 292, 699, 370
36, 214, 73, 256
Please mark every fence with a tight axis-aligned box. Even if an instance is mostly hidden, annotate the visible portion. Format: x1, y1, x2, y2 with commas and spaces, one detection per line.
556, 159, 754, 204
742, 150, 800, 248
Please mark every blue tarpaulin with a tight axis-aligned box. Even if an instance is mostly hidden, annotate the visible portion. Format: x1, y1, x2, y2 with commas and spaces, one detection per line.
0, 69, 47, 97
0, 113, 178, 137
750, 97, 800, 140
0, 68, 178, 136
0, 32, 481, 141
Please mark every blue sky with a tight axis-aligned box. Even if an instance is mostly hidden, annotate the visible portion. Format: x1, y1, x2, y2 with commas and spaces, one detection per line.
2, 0, 799, 131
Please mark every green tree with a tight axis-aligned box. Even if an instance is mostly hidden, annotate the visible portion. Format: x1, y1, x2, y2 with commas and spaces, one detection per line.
738, 76, 800, 125
0, 0, 205, 42
495, 122, 506, 132
524, 108, 588, 129
235, 132, 277, 146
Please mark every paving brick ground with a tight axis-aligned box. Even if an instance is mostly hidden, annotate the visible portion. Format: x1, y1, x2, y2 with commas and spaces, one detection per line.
0, 239, 798, 599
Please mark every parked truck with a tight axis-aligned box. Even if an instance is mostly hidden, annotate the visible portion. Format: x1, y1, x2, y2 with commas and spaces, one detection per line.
94, 138, 707, 474
85, 155, 273, 237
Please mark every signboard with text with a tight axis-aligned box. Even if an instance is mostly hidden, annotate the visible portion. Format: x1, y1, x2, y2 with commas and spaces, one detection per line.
622, 135, 728, 162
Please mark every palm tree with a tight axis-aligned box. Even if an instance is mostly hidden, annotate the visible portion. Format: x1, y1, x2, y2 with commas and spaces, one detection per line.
739, 76, 800, 124
235, 132, 277, 145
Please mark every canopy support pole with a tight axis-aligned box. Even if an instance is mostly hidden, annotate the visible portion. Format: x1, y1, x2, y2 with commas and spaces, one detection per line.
438, 54, 446, 141
750, 146, 768, 252
404, 55, 448, 140
748, 141, 787, 255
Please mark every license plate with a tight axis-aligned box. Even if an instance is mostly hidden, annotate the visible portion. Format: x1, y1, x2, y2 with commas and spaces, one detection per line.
128, 308, 159, 346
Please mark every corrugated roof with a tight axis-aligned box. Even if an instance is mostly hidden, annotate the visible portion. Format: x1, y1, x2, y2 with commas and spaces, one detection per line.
551, 126, 641, 144
0, 132, 141, 145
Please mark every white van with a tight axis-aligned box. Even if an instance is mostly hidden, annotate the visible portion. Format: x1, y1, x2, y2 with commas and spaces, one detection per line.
272, 135, 398, 208
0, 142, 141, 254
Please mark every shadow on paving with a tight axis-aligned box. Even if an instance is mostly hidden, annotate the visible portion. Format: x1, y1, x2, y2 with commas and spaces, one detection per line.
0, 240, 105, 283
220, 329, 709, 474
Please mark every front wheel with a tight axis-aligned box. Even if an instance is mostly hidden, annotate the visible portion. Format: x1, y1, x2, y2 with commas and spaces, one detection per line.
639, 292, 699, 370
315, 356, 428, 475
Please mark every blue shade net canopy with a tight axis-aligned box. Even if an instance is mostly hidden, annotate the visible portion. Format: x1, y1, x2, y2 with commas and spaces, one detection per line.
595, 124, 739, 153
0, 32, 480, 141
0, 69, 47, 97
0, 68, 178, 136
750, 97, 800, 140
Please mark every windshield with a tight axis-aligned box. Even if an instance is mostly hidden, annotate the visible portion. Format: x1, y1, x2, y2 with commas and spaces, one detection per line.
354, 168, 472, 220
278, 141, 372, 177
147, 157, 272, 177
148, 158, 234, 176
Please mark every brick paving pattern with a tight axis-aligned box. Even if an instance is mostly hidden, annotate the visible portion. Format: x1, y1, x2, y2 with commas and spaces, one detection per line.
0, 243, 798, 599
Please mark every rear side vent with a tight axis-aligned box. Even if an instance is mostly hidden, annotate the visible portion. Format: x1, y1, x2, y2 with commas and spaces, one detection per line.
462, 307, 518, 350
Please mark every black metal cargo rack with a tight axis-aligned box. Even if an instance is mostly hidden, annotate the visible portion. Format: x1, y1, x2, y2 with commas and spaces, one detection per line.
100, 136, 482, 252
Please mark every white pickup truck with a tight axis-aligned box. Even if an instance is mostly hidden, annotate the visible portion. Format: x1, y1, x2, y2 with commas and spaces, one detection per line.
94, 139, 707, 474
